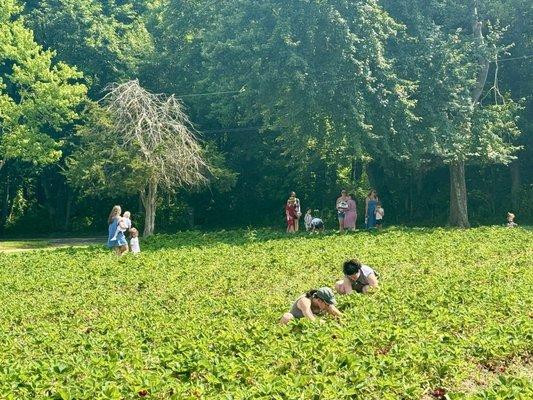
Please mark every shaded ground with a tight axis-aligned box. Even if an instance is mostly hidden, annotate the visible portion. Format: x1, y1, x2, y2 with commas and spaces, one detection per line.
0, 237, 106, 253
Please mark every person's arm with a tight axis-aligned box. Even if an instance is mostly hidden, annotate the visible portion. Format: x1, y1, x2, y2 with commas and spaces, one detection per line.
367, 273, 379, 288
297, 297, 316, 322
343, 276, 353, 294
326, 304, 342, 318
365, 198, 369, 216
362, 273, 379, 294
118, 218, 127, 230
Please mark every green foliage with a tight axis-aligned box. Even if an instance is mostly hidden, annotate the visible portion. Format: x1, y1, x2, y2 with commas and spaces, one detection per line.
0, 0, 86, 166
0, 227, 531, 398
65, 102, 149, 197
26, 0, 154, 93
382, 0, 523, 166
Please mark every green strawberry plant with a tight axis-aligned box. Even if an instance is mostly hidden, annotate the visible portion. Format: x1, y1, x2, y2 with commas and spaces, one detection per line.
0, 227, 531, 399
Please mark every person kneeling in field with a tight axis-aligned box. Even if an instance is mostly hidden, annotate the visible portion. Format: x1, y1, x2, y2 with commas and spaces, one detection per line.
335, 259, 379, 294
280, 287, 342, 324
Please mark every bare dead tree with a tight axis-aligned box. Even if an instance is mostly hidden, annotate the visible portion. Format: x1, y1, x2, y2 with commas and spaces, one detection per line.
102, 80, 209, 236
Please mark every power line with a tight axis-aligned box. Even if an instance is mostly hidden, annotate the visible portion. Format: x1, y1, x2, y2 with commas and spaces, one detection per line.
202, 126, 263, 133
177, 89, 244, 98
494, 54, 533, 63
179, 51, 531, 99
176, 54, 532, 99
175, 77, 360, 99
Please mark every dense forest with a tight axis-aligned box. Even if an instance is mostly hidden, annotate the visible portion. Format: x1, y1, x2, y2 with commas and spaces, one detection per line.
0, 0, 531, 236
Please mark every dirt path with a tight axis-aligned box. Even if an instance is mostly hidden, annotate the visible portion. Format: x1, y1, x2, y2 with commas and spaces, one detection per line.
0, 237, 106, 253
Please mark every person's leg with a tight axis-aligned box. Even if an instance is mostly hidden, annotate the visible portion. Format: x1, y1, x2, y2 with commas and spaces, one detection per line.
117, 244, 128, 256
295, 217, 299, 232
338, 217, 344, 232
361, 284, 371, 293
280, 312, 294, 325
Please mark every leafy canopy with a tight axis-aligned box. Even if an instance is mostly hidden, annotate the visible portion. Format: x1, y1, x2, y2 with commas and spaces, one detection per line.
0, 0, 86, 167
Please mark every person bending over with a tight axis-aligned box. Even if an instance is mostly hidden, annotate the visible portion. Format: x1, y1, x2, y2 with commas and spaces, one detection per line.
280, 287, 342, 324
335, 259, 379, 294
310, 217, 325, 233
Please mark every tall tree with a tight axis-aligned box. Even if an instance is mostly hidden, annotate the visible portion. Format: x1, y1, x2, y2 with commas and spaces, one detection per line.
153, 0, 417, 215
25, 0, 153, 95
382, 0, 522, 227
0, 0, 86, 170
67, 81, 211, 236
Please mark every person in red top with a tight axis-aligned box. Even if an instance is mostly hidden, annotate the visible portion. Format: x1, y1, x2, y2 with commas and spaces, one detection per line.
286, 196, 298, 233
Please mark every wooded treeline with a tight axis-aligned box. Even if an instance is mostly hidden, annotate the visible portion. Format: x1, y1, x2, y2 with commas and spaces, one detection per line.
1, 0, 531, 235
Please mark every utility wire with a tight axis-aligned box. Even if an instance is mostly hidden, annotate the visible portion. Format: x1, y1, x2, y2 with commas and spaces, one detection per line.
184, 53, 533, 134
176, 77, 360, 99
494, 54, 533, 63
176, 54, 532, 99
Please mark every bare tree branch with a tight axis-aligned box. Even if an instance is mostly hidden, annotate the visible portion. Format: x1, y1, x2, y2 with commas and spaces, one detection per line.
101, 79, 209, 190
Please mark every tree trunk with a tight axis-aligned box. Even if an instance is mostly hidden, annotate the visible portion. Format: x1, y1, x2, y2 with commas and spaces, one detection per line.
187, 206, 195, 229
510, 161, 521, 211
448, 161, 470, 228
63, 189, 73, 231
41, 176, 57, 231
447, 5, 489, 228
0, 177, 10, 230
140, 180, 158, 237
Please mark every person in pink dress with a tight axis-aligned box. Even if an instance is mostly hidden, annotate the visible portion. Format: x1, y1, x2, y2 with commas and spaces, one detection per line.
343, 193, 357, 232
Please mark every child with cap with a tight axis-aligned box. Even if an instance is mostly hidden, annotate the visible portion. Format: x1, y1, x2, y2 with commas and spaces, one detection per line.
280, 287, 342, 324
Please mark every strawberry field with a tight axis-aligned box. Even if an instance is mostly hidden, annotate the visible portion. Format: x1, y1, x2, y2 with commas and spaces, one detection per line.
0, 227, 532, 399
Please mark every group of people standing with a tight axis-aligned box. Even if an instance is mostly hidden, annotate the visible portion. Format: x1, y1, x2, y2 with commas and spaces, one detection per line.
106, 205, 141, 255
285, 191, 325, 233
336, 189, 384, 232
281, 258, 379, 324
285, 189, 384, 233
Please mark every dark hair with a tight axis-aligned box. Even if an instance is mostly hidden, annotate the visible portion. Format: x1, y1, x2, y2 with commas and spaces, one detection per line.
305, 289, 318, 299
343, 259, 362, 276
367, 189, 377, 198
349, 193, 355, 198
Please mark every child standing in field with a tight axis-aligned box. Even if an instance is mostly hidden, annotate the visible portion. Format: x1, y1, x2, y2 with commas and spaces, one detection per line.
129, 228, 141, 254
304, 209, 313, 231
111, 211, 132, 240
285, 197, 298, 233
375, 202, 384, 229
506, 212, 518, 228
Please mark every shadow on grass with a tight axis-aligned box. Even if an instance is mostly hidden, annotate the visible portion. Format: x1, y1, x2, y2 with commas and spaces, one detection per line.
140, 225, 507, 252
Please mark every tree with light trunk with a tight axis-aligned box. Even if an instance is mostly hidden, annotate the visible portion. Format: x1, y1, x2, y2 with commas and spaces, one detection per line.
67, 80, 209, 236
382, 0, 523, 227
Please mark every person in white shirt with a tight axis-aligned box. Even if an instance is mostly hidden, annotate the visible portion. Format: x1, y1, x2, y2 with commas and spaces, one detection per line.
375, 202, 384, 229
129, 227, 141, 254
111, 211, 132, 241
310, 217, 324, 233
335, 259, 379, 294
304, 208, 313, 231
506, 212, 518, 228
